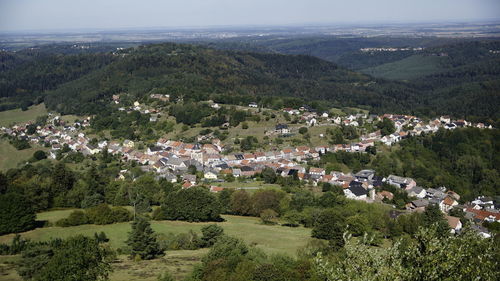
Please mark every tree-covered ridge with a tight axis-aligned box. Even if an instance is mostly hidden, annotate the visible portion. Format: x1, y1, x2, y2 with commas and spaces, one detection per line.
1, 39, 499, 120
0, 50, 115, 111
42, 42, 418, 115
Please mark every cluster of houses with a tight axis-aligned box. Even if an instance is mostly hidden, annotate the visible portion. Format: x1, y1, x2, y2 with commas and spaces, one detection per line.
2, 108, 497, 236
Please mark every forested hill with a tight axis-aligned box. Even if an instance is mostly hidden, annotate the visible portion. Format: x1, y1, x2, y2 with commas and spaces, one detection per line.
0, 41, 498, 120
41, 43, 418, 115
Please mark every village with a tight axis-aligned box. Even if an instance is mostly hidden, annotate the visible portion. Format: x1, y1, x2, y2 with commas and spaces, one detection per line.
1, 100, 498, 238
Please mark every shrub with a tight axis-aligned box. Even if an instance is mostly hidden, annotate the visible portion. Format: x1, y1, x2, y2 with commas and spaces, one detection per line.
111, 207, 132, 222
33, 150, 47, 161
260, 209, 278, 225
200, 224, 224, 247
56, 210, 89, 227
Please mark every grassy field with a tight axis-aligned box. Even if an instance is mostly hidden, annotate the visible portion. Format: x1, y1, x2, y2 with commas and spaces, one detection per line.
0, 250, 207, 281
1, 214, 311, 257
0, 104, 47, 127
361, 54, 446, 80
0, 140, 49, 171
0, 212, 312, 280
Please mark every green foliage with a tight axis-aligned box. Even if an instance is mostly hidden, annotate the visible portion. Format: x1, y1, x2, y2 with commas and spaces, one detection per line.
260, 209, 279, 225
260, 167, 277, 184
315, 225, 499, 281
157, 231, 201, 251
161, 187, 222, 222
377, 118, 396, 136
158, 271, 176, 281
126, 217, 163, 260
55, 210, 89, 227
311, 209, 346, 251
18, 235, 113, 281
0, 193, 36, 235
251, 189, 286, 216
200, 224, 225, 247
33, 150, 47, 161
230, 190, 253, 216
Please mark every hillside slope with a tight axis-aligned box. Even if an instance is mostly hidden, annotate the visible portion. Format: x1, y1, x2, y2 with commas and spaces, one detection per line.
43, 43, 417, 115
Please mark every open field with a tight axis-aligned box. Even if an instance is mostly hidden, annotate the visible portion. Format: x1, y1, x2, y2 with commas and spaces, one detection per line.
0, 104, 47, 127
0, 212, 312, 280
0, 140, 48, 171
1, 214, 312, 257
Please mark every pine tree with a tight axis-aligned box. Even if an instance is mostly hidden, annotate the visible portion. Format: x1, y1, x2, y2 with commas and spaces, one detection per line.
126, 217, 163, 260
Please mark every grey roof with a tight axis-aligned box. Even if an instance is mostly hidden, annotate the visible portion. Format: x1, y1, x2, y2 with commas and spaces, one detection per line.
355, 169, 375, 180
408, 186, 425, 194
412, 199, 429, 208
167, 157, 184, 166
349, 185, 367, 197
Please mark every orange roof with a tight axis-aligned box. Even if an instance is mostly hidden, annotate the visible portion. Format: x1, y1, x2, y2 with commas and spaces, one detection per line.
445, 216, 461, 229
210, 186, 224, 192
443, 197, 457, 206
466, 208, 500, 221
309, 167, 325, 173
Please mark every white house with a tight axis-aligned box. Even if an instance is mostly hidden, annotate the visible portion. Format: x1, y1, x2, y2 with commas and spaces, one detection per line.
204, 171, 218, 180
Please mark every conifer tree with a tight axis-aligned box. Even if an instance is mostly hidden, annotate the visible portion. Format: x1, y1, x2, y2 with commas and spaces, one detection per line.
126, 217, 163, 260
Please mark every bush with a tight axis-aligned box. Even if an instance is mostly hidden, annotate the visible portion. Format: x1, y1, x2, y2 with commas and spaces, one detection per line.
200, 224, 224, 247
86, 204, 132, 225
33, 150, 47, 161
260, 209, 278, 225
56, 210, 89, 227
111, 207, 132, 222
158, 231, 201, 250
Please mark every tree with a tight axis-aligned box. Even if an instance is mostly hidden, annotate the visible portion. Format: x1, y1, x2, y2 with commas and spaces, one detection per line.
260, 209, 278, 225
251, 190, 285, 216
161, 187, 222, 222
126, 217, 163, 260
311, 209, 346, 251
200, 224, 224, 247
422, 204, 449, 237
298, 127, 308, 134
230, 190, 253, 216
377, 118, 396, 136
0, 193, 36, 235
20, 235, 113, 281
261, 167, 277, 184
33, 150, 47, 161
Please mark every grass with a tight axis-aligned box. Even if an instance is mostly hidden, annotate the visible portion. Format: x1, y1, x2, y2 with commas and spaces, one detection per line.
218, 180, 281, 191
0, 214, 312, 257
0, 140, 48, 171
0, 213, 312, 280
0, 103, 47, 127
361, 54, 447, 80
0, 251, 207, 281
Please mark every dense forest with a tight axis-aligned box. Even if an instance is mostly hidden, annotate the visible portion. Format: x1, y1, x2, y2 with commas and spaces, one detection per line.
317, 127, 500, 201
0, 39, 498, 121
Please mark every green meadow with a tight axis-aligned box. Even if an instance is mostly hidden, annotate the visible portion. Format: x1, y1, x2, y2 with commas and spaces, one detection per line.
0, 104, 47, 127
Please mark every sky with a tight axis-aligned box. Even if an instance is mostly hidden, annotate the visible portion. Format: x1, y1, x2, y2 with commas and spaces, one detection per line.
0, 0, 499, 32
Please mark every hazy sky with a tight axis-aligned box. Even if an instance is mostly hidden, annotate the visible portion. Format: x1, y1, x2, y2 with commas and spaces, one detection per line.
1, 0, 499, 32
